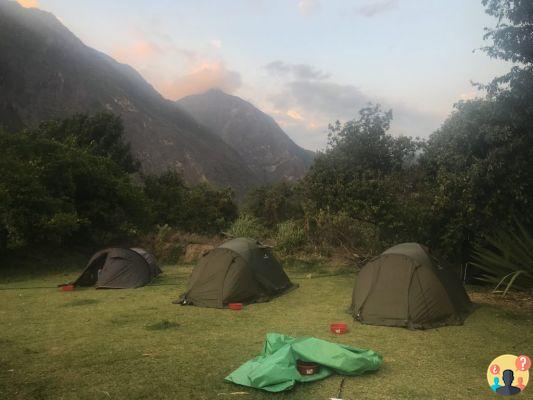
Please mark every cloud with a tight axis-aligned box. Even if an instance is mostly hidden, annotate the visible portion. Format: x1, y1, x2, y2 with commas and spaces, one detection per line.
211, 39, 222, 49
265, 61, 330, 81
271, 80, 368, 116
298, 0, 321, 16
111, 36, 196, 66
355, 0, 398, 18
162, 61, 242, 100
459, 91, 478, 101
17, 0, 39, 8
268, 79, 444, 150
286, 109, 304, 121
107, 25, 239, 100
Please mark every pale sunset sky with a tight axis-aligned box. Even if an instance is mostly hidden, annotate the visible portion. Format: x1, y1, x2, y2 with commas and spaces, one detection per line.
18, 0, 512, 150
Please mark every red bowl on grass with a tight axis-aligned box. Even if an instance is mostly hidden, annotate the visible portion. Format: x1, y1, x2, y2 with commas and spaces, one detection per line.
228, 303, 243, 310
60, 284, 75, 292
330, 323, 348, 334
296, 360, 320, 375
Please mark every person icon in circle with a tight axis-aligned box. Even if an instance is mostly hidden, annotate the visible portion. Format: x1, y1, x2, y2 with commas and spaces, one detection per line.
491, 377, 501, 392
516, 377, 525, 392
496, 369, 521, 396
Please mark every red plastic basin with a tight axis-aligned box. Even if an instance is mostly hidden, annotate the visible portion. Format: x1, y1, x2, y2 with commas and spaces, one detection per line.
60, 284, 75, 292
296, 360, 320, 375
330, 323, 348, 334
228, 303, 243, 310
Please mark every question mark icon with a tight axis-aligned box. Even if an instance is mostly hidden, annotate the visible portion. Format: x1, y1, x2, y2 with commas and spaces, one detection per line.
515, 355, 531, 371
491, 364, 500, 375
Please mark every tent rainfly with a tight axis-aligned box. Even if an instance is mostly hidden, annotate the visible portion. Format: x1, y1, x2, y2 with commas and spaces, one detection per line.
351, 242, 473, 329
72, 247, 161, 289
177, 237, 296, 308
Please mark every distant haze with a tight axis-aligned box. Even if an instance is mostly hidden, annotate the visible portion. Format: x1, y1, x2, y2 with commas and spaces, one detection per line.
17, 0, 512, 150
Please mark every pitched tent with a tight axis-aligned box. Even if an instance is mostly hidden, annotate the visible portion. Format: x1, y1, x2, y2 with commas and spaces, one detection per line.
350, 243, 472, 329
72, 247, 161, 289
178, 237, 296, 308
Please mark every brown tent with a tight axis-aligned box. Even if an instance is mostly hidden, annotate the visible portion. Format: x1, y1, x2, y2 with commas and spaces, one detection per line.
177, 237, 296, 308
72, 247, 161, 289
350, 243, 472, 329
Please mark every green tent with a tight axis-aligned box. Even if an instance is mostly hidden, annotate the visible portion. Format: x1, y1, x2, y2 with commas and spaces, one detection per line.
351, 243, 472, 329
177, 238, 296, 308
225, 333, 382, 392
72, 247, 161, 289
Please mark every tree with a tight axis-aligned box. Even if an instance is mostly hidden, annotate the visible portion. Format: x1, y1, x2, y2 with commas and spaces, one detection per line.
482, 0, 533, 65
0, 127, 148, 251
303, 105, 428, 246
143, 171, 238, 234
34, 113, 139, 173
243, 182, 303, 227
418, 1, 533, 262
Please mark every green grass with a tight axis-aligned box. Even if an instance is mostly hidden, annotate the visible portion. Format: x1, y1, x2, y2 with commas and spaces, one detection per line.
0, 262, 532, 399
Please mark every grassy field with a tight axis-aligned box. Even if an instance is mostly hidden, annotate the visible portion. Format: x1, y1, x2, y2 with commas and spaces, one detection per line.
1, 259, 532, 400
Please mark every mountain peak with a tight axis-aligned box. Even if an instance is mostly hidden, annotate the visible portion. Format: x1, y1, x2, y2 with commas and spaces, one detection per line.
177, 91, 314, 184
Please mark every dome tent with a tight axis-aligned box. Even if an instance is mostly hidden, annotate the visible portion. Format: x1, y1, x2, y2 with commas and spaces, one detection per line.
178, 237, 296, 308
72, 247, 161, 289
351, 243, 472, 329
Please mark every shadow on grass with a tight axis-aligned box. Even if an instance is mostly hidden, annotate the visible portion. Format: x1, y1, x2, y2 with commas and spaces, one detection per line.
145, 319, 179, 331
62, 299, 99, 307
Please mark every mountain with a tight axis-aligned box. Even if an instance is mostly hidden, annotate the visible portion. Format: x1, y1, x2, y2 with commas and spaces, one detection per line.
0, 0, 256, 194
177, 89, 314, 184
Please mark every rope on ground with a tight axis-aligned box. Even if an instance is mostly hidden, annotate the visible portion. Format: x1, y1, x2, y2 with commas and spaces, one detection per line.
0, 286, 58, 290
291, 271, 355, 280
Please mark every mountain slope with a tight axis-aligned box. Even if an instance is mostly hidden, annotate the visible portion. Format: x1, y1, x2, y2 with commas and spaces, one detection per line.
177, 89, 314, 184
0, 0, 256, 194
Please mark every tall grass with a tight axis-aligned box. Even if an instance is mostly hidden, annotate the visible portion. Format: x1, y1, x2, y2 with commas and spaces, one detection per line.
226, 214, 267, 239
275, 220, 306, 252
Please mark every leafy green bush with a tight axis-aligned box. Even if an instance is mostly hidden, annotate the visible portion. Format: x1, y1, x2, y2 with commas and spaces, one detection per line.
148, 225, 184, 263
226, 214, 266, 239
0, 126, 148, 251
243, 182, 303, 227
275, 220, 306, 252
144, 171, 238, 234
471, 222, 533, 295
306, 210, 380, 256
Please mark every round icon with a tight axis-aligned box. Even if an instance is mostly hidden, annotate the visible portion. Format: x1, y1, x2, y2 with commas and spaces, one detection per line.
487, 354, 529, 395
516, 355, 531, 372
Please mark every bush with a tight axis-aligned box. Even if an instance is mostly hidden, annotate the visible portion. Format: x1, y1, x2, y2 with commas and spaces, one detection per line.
138, 225, 221, 264
0, 127, 148, 251
243, 182, 303, 227
306, 210, 380, 256
226, 214, 267, 239
275, 220, 306, 253
471, 221, 533, 294
144, 172, 238, 234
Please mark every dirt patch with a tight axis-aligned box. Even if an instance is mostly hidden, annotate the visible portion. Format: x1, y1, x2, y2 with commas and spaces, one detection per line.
183, 244, 214, 263
469, 289, 533, 314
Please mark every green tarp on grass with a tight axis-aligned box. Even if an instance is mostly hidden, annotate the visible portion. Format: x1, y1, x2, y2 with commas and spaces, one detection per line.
225, 333, 382, 392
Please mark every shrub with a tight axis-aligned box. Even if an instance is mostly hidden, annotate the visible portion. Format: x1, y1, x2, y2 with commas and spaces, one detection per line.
226, 214, 266, 239
243, 182, 303, 227
144, 172, 238, 234
147, 225, 184, 264
0, 127, 148, 251
306, 210, 380, 257
471, 221, 533, 295
275, 220, 307, 253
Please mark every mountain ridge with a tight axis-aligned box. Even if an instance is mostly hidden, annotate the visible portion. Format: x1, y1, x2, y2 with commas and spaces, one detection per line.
0, 0, 313, 195
177, 89, 314, 184
0, 0, 257, 194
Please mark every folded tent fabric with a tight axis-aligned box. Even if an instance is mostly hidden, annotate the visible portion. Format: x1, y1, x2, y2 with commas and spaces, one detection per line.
225, 333, 382, 392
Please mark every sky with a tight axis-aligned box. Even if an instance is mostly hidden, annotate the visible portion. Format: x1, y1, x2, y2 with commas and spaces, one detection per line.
18, 0, 512, 150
